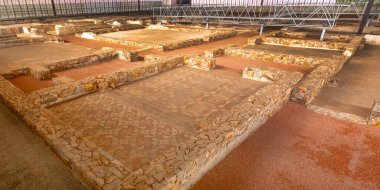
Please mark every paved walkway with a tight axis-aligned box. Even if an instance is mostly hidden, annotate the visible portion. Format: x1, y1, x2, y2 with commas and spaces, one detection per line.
0, 102, 84, 190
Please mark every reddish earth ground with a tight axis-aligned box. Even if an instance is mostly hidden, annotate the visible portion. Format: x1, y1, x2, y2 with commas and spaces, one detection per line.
8, 75, 53, 93
54, 59, 137, 80
61, 32, 255, 56
8, 59, 137, 93
192, 102, 380, 190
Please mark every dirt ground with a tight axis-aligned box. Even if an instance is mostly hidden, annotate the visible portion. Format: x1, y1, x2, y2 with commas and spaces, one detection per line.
192, 102, 380, 190
0, 102, 84, 190
311, 45, 380, 118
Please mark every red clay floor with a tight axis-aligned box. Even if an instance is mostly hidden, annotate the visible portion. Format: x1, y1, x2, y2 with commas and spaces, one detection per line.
192, 102, 380, 190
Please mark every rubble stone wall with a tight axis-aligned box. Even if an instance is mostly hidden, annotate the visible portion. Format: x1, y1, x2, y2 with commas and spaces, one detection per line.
141, 68, 303, 190
262, 37, 348, 50
29, 55, 185, 106
184, 55, 216, 71
204, 44, 236, 58
86, 29, 236, 51
225, 46, 326, 68
290, 56, 346, 105
0, 75, 137, 190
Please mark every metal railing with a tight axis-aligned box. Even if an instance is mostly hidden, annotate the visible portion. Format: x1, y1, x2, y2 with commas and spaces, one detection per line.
154, 1, 380, 28
0, 0, 162, 20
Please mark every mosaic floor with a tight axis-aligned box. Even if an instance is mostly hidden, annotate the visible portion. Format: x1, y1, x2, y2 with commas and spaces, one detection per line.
49, 67, 265, 170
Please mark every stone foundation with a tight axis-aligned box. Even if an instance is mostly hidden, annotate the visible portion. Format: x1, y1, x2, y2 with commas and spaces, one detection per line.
204, 44, 235, 58
83, 28, 237, 52
144, 54, 164, 62
184, 55, 216, 71
343, 36, 365, 57
0, 47, 118, 80
225, 46, 326, 68
142, 68, 303, 190
117, 50, 139, 62
242, 66, 277, 83
290, 56, 346, 105
29, 55, 185, 106
52, 76, 75, 86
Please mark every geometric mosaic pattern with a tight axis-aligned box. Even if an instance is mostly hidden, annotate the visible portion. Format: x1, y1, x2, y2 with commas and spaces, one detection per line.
50, 67, 264, 170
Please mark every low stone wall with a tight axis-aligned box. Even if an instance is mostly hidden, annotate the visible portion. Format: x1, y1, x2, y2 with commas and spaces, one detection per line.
364, 34, 380, 45
343, 36, 365, 57
144, 54, 164, 62
29, 55, 185, 106
117, 50, 139, 62
225, 46, 326, 68
52, 76, 75, 86
84, 29, 236, 52
141, 68, 303, 190
306, 104, 368, 124
369, 101, 380, 126
0, 47, 117, 80
242, 66, 280, 83
0, 76, 136, 190
204, 44, 235, 58
262, 37, 348, 50
290, 55, 346, 105
0, 35, 62, 49
184, 55, 216, 71
55, 23, 144, 35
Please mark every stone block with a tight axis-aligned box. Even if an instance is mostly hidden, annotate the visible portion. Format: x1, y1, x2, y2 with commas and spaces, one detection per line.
144, 54, 163, 62
52, 76, 75, 85
29, 65, 51, 80
118, 50, 139, 62
184, 55, 216, 71
242, 67, 275, 83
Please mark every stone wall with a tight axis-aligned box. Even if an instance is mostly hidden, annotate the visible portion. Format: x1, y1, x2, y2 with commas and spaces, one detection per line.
0, 75, 137, 190
225, 46, 326, 68
0, 35, 62, 49
343, 36, 365, 57
84, 29, 236, 52
242, 66, 280, 83
204, 44, 235, 58
184, 55, 216, 71
29, 55, 185, 107
0, 47, 117, 80
140, 68, 303, 190
261, 37, 348, 50
290, 55, 346, 105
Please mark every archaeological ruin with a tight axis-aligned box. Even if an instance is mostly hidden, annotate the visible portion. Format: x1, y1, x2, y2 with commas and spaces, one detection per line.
0, 0, 380, 190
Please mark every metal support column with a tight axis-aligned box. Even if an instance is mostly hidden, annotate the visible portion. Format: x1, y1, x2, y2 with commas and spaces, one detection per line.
50, 0, 57, 16
320, 27, 327, 41
259, 24, 264, 35
357, 0, 374, 34
138, 0, 141, 12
